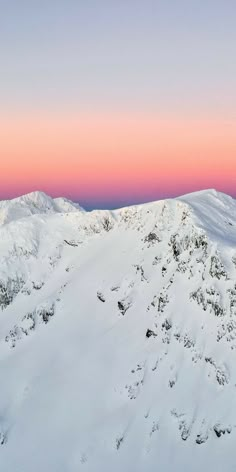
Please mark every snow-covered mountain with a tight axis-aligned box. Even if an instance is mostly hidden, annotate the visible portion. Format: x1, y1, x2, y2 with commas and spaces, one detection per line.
0, 189, 236, 471
0, 191, 84, 225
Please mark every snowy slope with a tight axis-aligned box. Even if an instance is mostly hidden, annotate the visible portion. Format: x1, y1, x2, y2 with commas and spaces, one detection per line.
0, 189, 236, 471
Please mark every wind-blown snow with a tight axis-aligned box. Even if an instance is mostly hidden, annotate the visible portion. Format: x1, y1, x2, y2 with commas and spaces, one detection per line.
0, 189, 236, 471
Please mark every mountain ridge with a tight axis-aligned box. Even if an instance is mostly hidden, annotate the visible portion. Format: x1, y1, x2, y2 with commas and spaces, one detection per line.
0, 188, 236, 471
1, 187, 235, 210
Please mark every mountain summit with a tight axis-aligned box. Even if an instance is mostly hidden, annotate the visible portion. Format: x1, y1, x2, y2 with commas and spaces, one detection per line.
0, 190, 236, 471
0, 191, 84, 225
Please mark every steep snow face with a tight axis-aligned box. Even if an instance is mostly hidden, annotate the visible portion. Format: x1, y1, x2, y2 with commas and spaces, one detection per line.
0, 190, 236, 471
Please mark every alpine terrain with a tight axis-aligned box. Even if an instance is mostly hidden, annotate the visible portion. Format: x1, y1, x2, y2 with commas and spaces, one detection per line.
0, 189, 236, 472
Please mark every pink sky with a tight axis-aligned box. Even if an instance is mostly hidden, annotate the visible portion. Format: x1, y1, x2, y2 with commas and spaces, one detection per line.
1, 112, 236, 207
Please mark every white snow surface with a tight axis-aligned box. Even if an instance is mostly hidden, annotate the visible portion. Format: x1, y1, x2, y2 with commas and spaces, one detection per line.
0, 189, 236, 471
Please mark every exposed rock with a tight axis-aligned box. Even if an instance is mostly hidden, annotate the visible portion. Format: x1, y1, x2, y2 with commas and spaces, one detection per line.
209, 255, 227, 280
213, 424, 231, 438
0, 277, 25, 309
118, 299, 132, 316
64, 239, 79, 247
146, 329, 157, 338
144, 232, 161, 245
162, 319, 172, 331
97, 291, 106, 303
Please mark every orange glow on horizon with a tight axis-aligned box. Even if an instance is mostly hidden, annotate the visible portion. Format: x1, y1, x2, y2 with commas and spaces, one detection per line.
0, 111, 236, 203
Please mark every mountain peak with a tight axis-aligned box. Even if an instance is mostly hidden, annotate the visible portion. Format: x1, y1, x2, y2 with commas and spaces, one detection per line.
180, 187, 234, 202
0, 191, 84, 225
15, 190, 55, 207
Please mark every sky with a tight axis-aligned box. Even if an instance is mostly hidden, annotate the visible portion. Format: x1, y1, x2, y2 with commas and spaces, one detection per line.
0, 0, 236, 208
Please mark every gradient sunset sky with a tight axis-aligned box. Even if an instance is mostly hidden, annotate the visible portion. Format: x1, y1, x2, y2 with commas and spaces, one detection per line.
1, 1, 236, 208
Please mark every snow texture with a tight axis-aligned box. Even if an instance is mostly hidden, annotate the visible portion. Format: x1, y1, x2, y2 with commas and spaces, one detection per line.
0, 189, 236, 471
